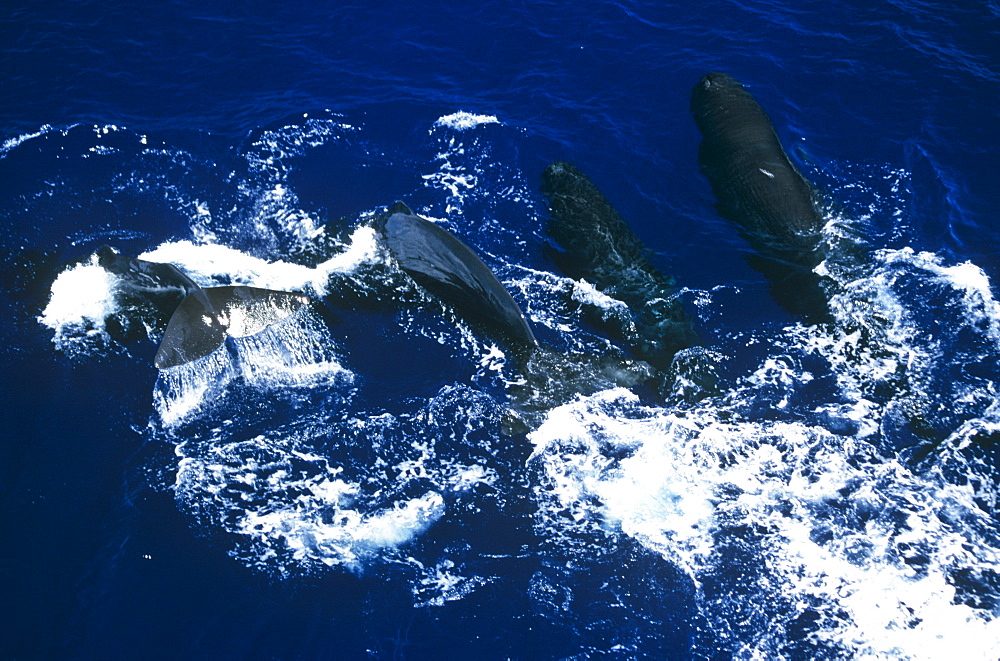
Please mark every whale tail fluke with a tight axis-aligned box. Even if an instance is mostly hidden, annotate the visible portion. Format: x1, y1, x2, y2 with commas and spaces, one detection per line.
154, 286, 311, 369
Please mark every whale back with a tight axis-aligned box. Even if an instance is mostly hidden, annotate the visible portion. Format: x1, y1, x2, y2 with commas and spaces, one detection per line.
691, 72, 824, 264
541, 161, 698, 371
691, 72, 830, 319
376, 202, 538, 349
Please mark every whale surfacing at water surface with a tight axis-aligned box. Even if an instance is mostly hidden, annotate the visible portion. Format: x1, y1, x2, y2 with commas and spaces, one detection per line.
374, 201, 538, 350
691, 72, 830, 318
541, 161, 698, 371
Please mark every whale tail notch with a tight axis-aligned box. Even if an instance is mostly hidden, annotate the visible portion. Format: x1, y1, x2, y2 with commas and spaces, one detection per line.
154, 286, 311, 369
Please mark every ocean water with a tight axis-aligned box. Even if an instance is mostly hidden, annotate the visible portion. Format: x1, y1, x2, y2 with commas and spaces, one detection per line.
3, 1, 1000, 658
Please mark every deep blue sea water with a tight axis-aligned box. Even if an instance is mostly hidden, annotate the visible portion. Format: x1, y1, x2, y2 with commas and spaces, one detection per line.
3, 1, 1000, 659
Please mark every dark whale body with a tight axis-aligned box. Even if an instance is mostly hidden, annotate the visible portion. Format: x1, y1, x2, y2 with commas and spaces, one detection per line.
97, 246, 310, 368
691, 72, 829, 319
369, 202, 674, 433
541, 161, 698, 372
375, 202, 538, 349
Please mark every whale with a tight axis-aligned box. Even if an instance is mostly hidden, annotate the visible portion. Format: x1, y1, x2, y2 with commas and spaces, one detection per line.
371, 201, 679, 431
93, 181, 704, 428
96, 246, 310, 368
373, 201, 538, 350
541, 161, 699, 372
690, 72, 829, 319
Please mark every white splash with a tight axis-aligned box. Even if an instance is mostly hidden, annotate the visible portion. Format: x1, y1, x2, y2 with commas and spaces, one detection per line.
530, 388, 1000, 659
172, 422, 449, 572
140, 225, 380, 297
1, 124, 56, 158
232, 312, 354, 389
153, 310, 353, 429
880, 248, 1000, 329
38, 260, 116, 356
432, 112, 500, 131
530, 389, 718, 570
570, 278, 629, 312
525, 230, 1000, 659
154, 350, 236, 427
164, 384, 503, 577
239, 486, 446, 570
39, 227, 379, 364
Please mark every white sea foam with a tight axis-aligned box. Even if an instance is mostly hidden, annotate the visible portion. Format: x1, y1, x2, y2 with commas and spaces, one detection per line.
173, 117, 359, 253
168, 386, 502, 575
238, 485, 446, 569
527, 240, 1000, 658
422, 112, 512, 217
243, 182, 328, 247
140, 225, 380, 297
422, 165, 478, 205
38, 260, 117, 357
1, 124, 56, 158
245, 117, 355, 177
570, 278, 629, 312
432, 112, 500, 131
530, 387, 1000, 659
502, 267, 634, 357
878, 248, 1000, 329
411, 558, 491, 607
804, 246, 1000, 445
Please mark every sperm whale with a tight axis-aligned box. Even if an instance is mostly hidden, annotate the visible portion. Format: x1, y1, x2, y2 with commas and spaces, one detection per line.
691, 71, 830, 319
373, 201, 538, 350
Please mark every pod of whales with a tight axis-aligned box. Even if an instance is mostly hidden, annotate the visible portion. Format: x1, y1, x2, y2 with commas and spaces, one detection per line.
97, 246, 310, 368
90, 72, 829, 380
374, 201, 669, 433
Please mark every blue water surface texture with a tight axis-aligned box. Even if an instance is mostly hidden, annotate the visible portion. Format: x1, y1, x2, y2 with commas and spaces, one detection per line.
3, 1, 1000, 659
